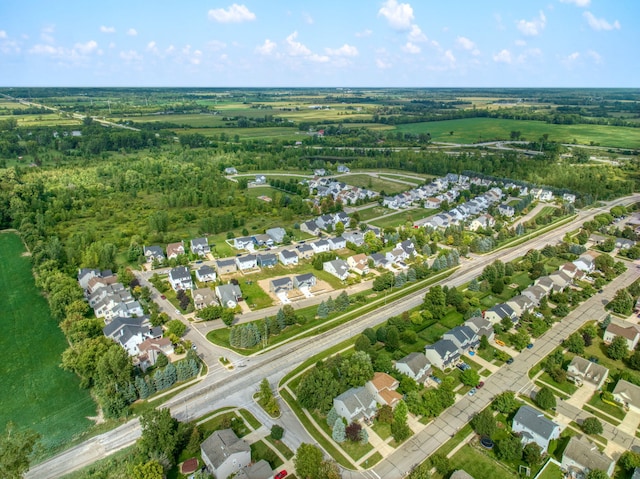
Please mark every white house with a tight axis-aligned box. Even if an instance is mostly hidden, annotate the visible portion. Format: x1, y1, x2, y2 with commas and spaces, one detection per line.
215, 284, 242, 308
190, 237, 210, 257
347, 254, 369, 275
561, 436, 615, 478
512, 405, 561, 453
235, 254, 257, 271
168, 266, 193, 291
311, 239, 331, 253
323, 259, 350, 281
166, 241, 185, 260
196, 265, 216, 283
328, 236, 347, 250
603, 323, 640, 350
395, 352, 432, 384
424, 339, 460, 370
333, 386, 377, 423
201, 429, 251, 479
612, 379, 640, 413
279, 249, 299, 266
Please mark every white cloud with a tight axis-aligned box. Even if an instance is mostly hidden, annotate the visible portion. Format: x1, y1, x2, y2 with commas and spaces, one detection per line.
515, 39, 527, 46
208, 40, 227, 51
208, 4, 256, 23
376, 58, 392, 69
444, 49, 456, 64
517, 48, 542, 63
517, 10, 546, 36
378, 0, 414, 31
109, 42, 116, 49
402, 42, 421, 54
255, 39, 277, 55
29, 44, 62, 56
147, 41, 158, 53
127, 28, 137, 36
493, 49, 512, 64
309, 53, 330, 63
587, 49, 602, 63
100, 26, 116, 34
325, 44, 359, 57
41, 25, 55, 43
355, 29, 372, 38
559, 0, 590, 7
407, 24, 427, 43
74, 40, 98, 55
583, 11, 620, 31
285, 31, 311, 56
0, 30, 7, 39
120, 50, 142, 62
456, 36, 475, 51
302, 13, 314, 25
567, 52, 580, 61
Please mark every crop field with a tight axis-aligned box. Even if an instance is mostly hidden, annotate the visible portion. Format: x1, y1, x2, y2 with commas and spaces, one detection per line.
395, 117, 640, 149
0, 233, 95, 457
0, 113, 81, 127
340, 174, 409, 195
176, 127, 301, 140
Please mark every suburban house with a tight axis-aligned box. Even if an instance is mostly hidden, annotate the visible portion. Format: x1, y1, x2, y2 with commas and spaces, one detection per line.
89, 283, 131, 308
137, 337, 174, 371
505, 295, 534, 318
296, 243, 315, 259
270, 277, 293, 294
512, 405, 562, 453
443, 325, 479, 353
386, 247, 408, 264
424, 339, 460, 370
603, 323, 640, 350
311, 239, 331, 253
166, 241, 185, 260
323, 259, 350, 281
612, 379, 640, 413
561, 436, 615, 478
469, 214, 496, 232
616, 238, 635, 250
559, 262, 580, 279
369, 253, 391, 269
294, 273, 316, 290
143, 245, 165, 263
196, 265, 216, 283
333, 386, 377, 423
278, 249, 299, 266
347, 254, 370, 276
234, 460, 273, 479
257, 253, 278, 268
450, 471, 474, 479
252, 234, 273, 248
84, 274, 119, 296
337, 164, 350, 173
201, 429, 251, 479
343, 231, 365, 247
483, 303, 517, 325
224, 167, 238, 175
395, 352, 432, 385
521, 285, 548, 307
498, 204, 515, 217
573, 254, 595, 274
548, 270, 572, 291
316, 214, 335, 230
233, 236, 255, 251
366, 372, 403, 408
77, 268, 114, 291
255, 174, 267, 184
265, 227, 287, 244
328, 236, 347, 250
193, 288, 218, 310
398, 240, 416, 257
235, 254, 257, 271
103, 316, 160, 355
216, 258, 238, 275
464, 316, 495, 342
314, 168, 326, 176
563, 193, 576, 204
566, 356, 609, 389
300, 220, 321, 236
215, 284, 242, 308
168, 266, 193, 291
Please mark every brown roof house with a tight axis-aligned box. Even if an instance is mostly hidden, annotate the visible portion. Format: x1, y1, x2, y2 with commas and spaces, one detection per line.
201, 429, 251, 479
561, 436, 615, 478
603, 323, 640, 350
347, 253, 370, 276
167, 241, 186, 260
137, 337, 174, 372
366, 372, 403, 408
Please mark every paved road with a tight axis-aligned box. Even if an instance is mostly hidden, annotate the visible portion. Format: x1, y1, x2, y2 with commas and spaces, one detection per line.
26, 193, 640, 479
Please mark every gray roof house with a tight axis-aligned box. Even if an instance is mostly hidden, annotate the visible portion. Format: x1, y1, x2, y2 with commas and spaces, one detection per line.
252, 234, 273, 247
561, 436, 615, 478
235, 254, 257, 271
443, 325, 479, 353
196, 265, 216, 283
216, 258, 238, 275
294, 273, 316, 289
233, 236, 255, 251
450, 471, 475, 479
395, 352, 432, 384
425, 339, 460, 370
484, 303, 517, 325
201, 429, 251, 479
257, 253, 278, 268
270, 277, 293, 294
168, 266, 193, 291
234, 460, 273, 479
143, 245, 165, 263
265, 227, 287, 244
333, 386, 377, 423
343, 231, 365, 247
567, 357, 609, 389
512, 405, 562, 453
323, 259, 350, 281
521, 285, 548, 307
311, 239, 331, 253
328, 236, 347, 250
464, 316, 495, 342
300, 220, 320, 236
215, 284, 242, 308
505, 295, 535, 317
103, 316, 158, 355
279, 249, 299, 266
612, 379, 640, 413
399, 240, 416, 257
224, 167, 238, 175
296, 243, 315, 259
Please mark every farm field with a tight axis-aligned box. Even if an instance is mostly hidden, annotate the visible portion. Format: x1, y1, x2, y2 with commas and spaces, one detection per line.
0, 233, 95, 457
176, 126, 301, 140
0, 113, 81, 127
395, 117, 640, 149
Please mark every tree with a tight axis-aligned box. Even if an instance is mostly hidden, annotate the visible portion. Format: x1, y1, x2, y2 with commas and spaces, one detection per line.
385, 326, 400, 352
391, 400, 412, 442
471, 409, 497, 437
607, 335, 629, 360
259, 378, 274, 404
564, 332, 585, 354
270, 425, 284, 441
326, 407, 339, 428
534, 387, 556, 411
138, 408, 180, 464
491, 391, 519, 414
317, 301, 329, 318
0, 422, 40, 479
332, 418, 346, 443
629, 351, 640, 371
523, 442, 542, 466
608, 289, 634, 316
586, 471, 609, 479
510, 329, 531, 351
618, 451, 640, 471
460, 369, 480, 387
377, 405, 393, 424
335, 221, 345, 236
496, 435, 523, 462
319, 459, 342, 479
131, 460, 164, 479
341, 351, 374, 388
165, 319, 186, 338
294, 443, 323, 479
354, 334, 372, 353
345, 422, 362, 442
581, 417, 603, 435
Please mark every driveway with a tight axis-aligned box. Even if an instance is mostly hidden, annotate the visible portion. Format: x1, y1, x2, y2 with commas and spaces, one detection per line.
565, 383, 597, 409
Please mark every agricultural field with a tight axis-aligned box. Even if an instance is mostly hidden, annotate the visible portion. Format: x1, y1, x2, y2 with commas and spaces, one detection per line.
176, 126, 300, 140
0, 233, 95, 457
395, 117, 640, 149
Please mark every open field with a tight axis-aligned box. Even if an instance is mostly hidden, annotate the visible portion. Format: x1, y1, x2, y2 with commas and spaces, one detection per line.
176, 126, 301, 140
0, 113, 82, 127
395, 117, 640, 149
370, 208, 436, 228
338, 174, 409, 195
0, 232, 95, 456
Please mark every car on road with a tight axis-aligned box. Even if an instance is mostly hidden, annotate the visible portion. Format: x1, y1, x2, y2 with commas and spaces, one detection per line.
175, 309, 181, 315
468, 388, 477, 396
274, 471, 288, 479
477, 381, 485, 389
160, 295, 166, 299
506, 358, 514, 364
526, 343, 534, 349
598, 289, 604, 294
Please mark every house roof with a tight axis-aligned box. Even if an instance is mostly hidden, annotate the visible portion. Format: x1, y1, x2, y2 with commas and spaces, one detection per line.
193, 287, 216, 304
613, 379, 640, 408
258, 253, 277, 263
166, 242, 184, 257
216, 258, 236, 268
235, 460, 273, 479
350, 253, 368, 264
450, 471, 475, 479
144, 245, 164, 256
487, 303, 516, 319
396, 352, 431, 376
426, 338, 459, 357
445, 325, 477, 344
329, 236, 346, 245
197, 265, 215, 276
298, 244, 314, 253
238, 254, 257, 263
513, 406, 560, 441
138, 337, 172, 353
562, 436, 614, 473
295, 273, 315, 283
169, 266, 191, 282
568, 356, 609, 383
334, 386, 376, 417
191, 237, 208, 248
271, 277, 292, 288
200, 429, 250, 469
314, 239, 330, 248
103, 316, 150, 338
606, 323, 640, 341
370, 372, 398, 392
280, 249, 298, 259
326, 259, 349, 274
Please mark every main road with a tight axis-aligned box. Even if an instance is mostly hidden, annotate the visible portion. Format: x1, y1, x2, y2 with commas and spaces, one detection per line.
27, 194, 640, 479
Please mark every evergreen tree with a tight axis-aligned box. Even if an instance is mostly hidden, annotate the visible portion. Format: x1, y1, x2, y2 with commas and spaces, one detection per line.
336, 291, 350, 311
317, 301, 329, 318
332, 418, 346, 443
135, 375, 150, 399
154, 368, 167, 391
164, 363, 177, 387
407, 268, 417, 282
326, 407, 339, 428
326, 296, 336, 312
359, 427, 369, 444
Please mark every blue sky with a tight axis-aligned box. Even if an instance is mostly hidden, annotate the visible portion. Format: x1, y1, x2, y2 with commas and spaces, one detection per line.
0, 0, 637, 87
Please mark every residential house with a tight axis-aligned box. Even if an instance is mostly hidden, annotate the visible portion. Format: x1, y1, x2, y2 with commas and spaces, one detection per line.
77, 268, 113, 291
279, 249, 299, 266
483, 303, 517, 325
464, 316, 495, 342
168, 266, 193, 291
425, 339, 460, 370
252, 234, 273, 248
143, 245, 165, 263
612, 379, 640, 413
567, 356, 609, 389
193, 288, 218, 310
136, 337, 174, 372
343, 231, 365, 247
296, 243, 315, 259
300, 220, 320, 236
364, 225, 381, 237
505, 295, 534, 318
85, 275, 119, 298
196, 265, 217, 283
559, 262, 581, 279
563, 193, 576, 204
201, 429, 251, 479
548, 270, 572, 291
334, 211, 350, 226
315, 214, 335, 230
443, 325, 479, 354
257, 253, 278, 268
88, 282, 129, 308
190, 237, 210, 257
573, 254, 595, 274
255, 175, 267, 184
450, 471, 474, 479
366, 372, 403, 408
498, 204, 515, 218
337, 164, 350, 173
234, 460, 273, 479
323, 259, 350, 281
270, 277, 293, 294
534, 276, 556, 294
328, 236, 347, 251
333, 386, 377, 423
425, 197, 442, 209
398, 240, 416, 258
294, 273, 316, 290
469, 214, 496, 231
347, 254, 370, 276
233, 236, 255, 251
166, 241, 185, 260
265, 227, 287, 244
521, 285, 548, 307
561, 436, 615, 478
603, 323, 640, 350
314, 168, 326, 176
235, 254, 257, 271
215, 284, 242, 308
616, 238, 635, 250
386, 247, 408, 264
311, 239, 331, 254
395, 352, 432, 385
512, 405, 562, 453
103, 316, 159, 355
224, 167, 238, 175
368, 253, 387, 267
216, 258, 237, 275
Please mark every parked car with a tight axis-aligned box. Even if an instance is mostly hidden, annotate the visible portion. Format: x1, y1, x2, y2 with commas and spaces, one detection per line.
506, 358, 514, 364
160, 295, 166, 299
468, 388, 477, 396
431, 376, 442, 384
477, 381, 485, 389
526, 343, 534, 349
457, 362, 471, 371
275, 470, 288, 479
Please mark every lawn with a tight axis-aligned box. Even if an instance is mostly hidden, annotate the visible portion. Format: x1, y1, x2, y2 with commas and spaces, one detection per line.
538, 372, 578, 395
357, 205, 389, 222
394, 117, 640, 149
251, 440, 284, 469
371, 208, 437, 229
586, 393, 625, 421
449, 444, 518, 479
339, 174, 409, 195
536, 461, 564, 479
0, 233, 96, 458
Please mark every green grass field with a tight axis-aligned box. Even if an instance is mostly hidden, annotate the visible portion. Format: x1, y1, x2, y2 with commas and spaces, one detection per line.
339, 174, 408, 195
0, 233, 95, 456
449, 445, 518, 479
395, 117, 640, 149
370, 208, 435, 228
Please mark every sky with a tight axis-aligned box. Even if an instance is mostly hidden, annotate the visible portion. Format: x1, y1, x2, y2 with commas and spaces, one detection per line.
0, 0, 637, 87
